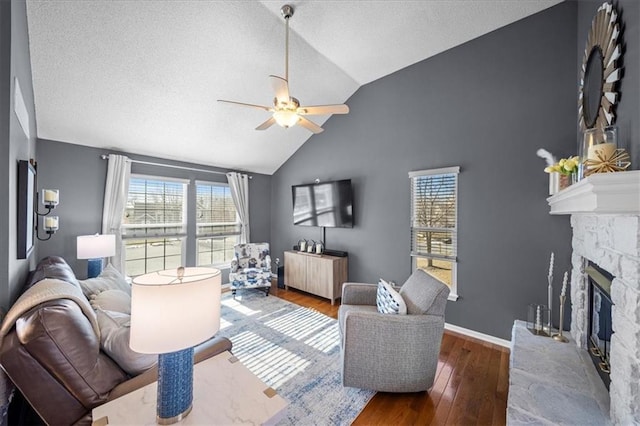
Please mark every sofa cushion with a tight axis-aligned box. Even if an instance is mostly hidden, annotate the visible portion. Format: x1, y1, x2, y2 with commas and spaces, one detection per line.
95, 309, 157, 375
376, 279, 407, 315
10, 299, 128, 407
79, 264, 131, 297
399, 269, 450, 315
90, 290, 131, 314
24, 256, 81, 293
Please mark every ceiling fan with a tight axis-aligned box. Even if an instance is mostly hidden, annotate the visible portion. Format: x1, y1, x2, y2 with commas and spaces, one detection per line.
217, 4, 349, 134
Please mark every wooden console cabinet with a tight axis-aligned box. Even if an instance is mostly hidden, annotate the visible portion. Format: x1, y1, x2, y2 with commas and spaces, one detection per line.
284, 250, 348, 305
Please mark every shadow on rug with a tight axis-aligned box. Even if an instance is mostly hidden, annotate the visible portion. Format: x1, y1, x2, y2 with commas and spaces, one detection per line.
217, 291, 375, 425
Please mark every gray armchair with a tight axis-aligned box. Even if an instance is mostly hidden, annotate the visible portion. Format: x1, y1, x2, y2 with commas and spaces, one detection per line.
338, 269, 450, 392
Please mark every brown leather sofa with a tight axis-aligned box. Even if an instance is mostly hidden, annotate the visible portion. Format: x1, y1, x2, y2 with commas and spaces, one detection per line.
0, 256, 232, 425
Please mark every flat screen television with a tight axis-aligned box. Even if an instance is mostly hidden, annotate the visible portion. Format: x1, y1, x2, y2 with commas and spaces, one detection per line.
292, 179, 353, 227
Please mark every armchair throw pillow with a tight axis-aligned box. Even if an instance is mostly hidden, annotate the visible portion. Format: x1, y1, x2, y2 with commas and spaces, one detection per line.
376, 279, 407, 315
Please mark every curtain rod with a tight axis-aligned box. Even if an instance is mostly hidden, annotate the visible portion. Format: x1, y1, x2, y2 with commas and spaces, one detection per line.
99, 154, 251, 178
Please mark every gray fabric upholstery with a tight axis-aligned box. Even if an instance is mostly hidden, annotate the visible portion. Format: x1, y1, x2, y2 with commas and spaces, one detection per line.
338, 271, 450, 393
338, 304, 377, 338
399, 269, 450, 315
341, 282, 378, 306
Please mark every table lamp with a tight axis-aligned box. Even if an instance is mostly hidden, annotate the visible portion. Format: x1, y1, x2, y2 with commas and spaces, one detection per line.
77, 234, 116, 278
130, 267, 221, 424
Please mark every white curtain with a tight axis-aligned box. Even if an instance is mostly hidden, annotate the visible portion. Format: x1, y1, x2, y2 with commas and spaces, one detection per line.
102, 154, 131, 273
226, 172, 250, 243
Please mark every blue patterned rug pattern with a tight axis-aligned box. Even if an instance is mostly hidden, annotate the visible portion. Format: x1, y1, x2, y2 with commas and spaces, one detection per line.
217, 291, 375, 425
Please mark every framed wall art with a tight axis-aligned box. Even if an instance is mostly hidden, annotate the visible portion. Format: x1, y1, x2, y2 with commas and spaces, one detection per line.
17, 159, 35, 259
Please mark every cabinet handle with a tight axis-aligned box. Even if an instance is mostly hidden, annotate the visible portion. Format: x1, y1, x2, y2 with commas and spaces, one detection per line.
590, 347, 602, 357
599, 361, 610, 374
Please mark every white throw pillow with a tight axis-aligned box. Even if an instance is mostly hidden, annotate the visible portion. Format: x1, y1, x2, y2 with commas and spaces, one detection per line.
90, 289, 131, 314
95, 309, 157, 375
79, 264, 131, 297
376, 279, 407, 315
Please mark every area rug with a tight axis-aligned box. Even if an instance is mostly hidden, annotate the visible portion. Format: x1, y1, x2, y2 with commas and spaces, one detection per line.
217, 291, 375, 425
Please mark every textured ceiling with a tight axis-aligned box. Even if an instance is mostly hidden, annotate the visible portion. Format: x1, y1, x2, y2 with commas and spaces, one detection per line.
26, 0, 562, 175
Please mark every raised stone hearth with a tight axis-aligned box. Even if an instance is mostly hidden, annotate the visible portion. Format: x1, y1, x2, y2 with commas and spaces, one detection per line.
548, 171, 640, 425
508, 321, 609, 424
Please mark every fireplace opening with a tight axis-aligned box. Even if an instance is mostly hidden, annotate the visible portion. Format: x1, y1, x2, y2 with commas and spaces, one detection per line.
586, 261, 613, 390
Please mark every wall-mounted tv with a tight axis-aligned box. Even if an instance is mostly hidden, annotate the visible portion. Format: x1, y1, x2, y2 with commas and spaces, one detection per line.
292, 179, 353, 228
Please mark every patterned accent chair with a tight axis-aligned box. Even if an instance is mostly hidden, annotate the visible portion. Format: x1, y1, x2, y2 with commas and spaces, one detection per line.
338, 269, 450, 392
229, 243, 272, 297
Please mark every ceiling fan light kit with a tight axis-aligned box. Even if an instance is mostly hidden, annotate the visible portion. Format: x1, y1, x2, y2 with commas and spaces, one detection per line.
218, 4, 349, 134
274, 110, 300, 128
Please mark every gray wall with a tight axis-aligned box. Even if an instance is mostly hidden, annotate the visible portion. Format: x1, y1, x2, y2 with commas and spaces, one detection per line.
270, 3, 578, 340
577, 0, 640, 167
36, 139, 272, 281
0, 0, 38, 311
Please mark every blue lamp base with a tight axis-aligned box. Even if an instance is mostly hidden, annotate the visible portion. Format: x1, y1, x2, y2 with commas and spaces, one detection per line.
87, 258, 104, 278
157, 347, 194, 424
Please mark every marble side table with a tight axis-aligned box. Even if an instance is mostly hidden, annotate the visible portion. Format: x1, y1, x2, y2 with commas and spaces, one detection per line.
92, 351, 287, 425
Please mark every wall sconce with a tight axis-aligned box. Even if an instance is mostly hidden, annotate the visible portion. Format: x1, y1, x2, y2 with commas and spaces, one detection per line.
36, 189, 60, 241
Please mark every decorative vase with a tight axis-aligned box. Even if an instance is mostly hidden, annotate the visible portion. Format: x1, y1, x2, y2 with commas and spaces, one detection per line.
571, 172, 579, 185
578, 126, 617, 180
559, 174, 570, 190
549, 173, 559, 195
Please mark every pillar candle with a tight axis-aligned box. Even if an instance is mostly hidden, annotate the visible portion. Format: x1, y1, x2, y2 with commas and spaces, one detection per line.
587, 142, 616, 162
44, 216, 58, 230
43, 189, 59, 204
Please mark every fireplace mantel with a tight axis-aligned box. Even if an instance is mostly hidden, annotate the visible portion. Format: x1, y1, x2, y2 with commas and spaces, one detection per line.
547, 170, 640, 215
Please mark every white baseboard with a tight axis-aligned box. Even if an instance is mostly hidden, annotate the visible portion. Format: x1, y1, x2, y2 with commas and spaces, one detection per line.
444, 323, 511, 348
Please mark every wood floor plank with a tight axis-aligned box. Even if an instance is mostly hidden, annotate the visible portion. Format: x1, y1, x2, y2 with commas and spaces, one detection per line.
270, 286, 510, 426
475, 343, 503, 425
428, 337, 477, 425
492, 349, 510, 425
419, 334, 468, 425
445, 340, 492, 425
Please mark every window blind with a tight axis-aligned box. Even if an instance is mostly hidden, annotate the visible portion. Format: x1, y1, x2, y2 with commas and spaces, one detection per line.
196, 182, 241, 237
122, 177, 187, 238
410, 167, 459, 262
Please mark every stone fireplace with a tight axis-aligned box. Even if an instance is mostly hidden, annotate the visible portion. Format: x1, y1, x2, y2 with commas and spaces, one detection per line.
548, 170, 640, 425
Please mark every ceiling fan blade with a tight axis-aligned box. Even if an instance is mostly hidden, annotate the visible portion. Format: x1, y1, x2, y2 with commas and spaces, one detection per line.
255, 116, 276, 131
297, 104, 349, 115
269, 75, 290, 104
217, 100, 273, 112
298, 116, 324, 134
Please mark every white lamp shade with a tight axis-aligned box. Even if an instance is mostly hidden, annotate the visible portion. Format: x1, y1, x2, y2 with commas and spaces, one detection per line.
129, 267, 221, 354
77, 234, 116, 259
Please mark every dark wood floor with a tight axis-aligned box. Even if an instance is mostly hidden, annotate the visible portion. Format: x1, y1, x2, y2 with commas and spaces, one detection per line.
270, 285, 510, 426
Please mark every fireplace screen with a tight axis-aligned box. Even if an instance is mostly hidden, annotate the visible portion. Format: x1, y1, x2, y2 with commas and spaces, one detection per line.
587, 262, 613, 390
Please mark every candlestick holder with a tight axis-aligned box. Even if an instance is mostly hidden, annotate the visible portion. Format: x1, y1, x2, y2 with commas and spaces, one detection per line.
545, 275, 553, 334
552, 295, 569, 343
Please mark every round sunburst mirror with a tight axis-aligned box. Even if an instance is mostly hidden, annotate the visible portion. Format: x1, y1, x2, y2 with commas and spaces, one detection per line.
578, 2, 622, 130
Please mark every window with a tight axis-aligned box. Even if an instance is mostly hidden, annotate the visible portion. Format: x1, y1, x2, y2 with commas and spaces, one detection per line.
409, 167, 459, 298
122, 176, 187, 276
196, 182, 240, 267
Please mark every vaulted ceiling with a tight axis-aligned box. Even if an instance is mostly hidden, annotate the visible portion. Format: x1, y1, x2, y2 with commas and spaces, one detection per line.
26, 0, 562, 175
